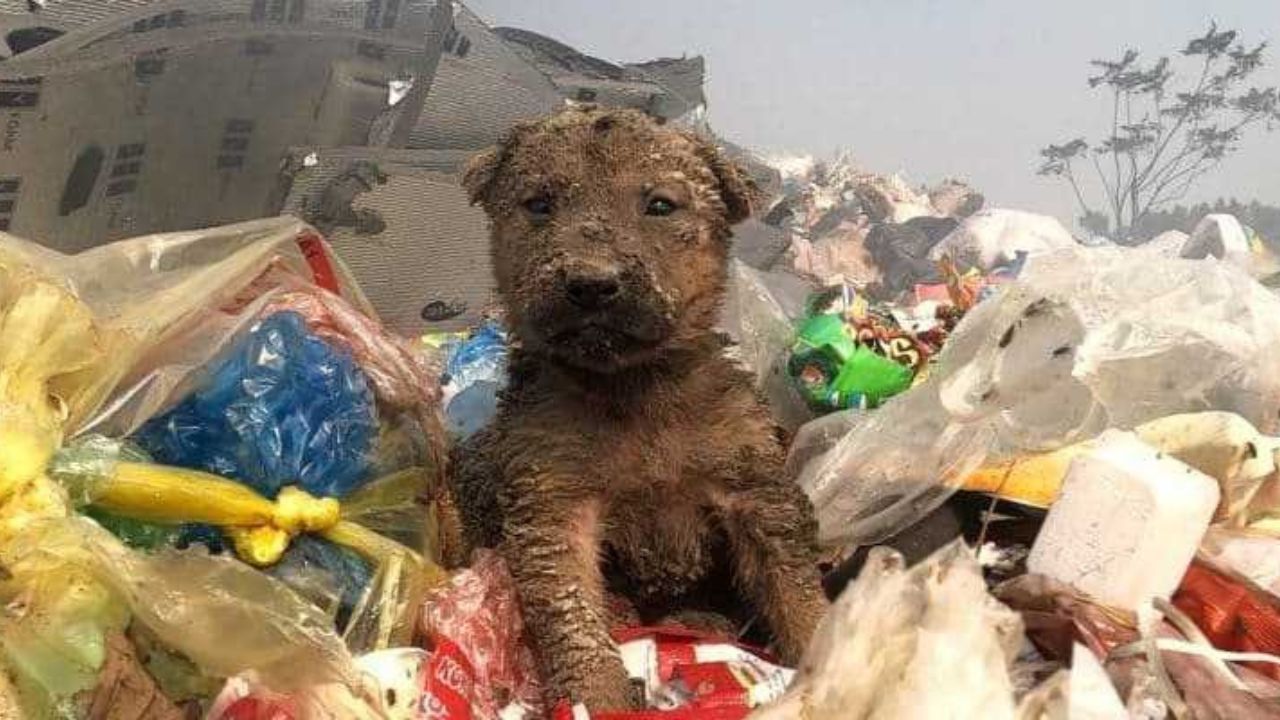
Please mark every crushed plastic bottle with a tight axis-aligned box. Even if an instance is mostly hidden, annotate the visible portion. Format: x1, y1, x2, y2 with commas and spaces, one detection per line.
438, 322, 509, 439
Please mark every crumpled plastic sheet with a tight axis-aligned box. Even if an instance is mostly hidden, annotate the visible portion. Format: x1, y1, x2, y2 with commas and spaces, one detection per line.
782, 409, 867, 480
801, 246, 1280, 546
267, 535, 373, 629
1184, 214, 1253, 270
419, 549, 544, 720
134, 311, 379, 499
720, 260, 817, 431
749, 541, 1025, 720
262, 284, 445, 433
1, 218, 371, 441
0, 220, 392, 716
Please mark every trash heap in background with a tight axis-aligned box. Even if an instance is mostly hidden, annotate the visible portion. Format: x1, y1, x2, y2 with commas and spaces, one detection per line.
722, 149, 1280, 717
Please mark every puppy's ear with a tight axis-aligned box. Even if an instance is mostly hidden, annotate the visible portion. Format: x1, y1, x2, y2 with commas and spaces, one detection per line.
693, 137, 762, 226
462, 146, 503, 207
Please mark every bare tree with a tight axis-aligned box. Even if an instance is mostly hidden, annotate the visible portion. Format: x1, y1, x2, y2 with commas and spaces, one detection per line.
1039, 24, 1280, 241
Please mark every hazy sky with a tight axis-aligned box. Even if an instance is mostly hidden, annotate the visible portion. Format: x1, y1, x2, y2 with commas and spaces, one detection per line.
466, 0, 1280, 230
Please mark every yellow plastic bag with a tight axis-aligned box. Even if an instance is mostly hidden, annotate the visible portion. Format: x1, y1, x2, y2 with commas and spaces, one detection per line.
0, 219, 408, 717
2, 517, 359, 707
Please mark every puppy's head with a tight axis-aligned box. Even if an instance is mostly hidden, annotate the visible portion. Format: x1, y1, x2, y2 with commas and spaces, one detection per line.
464, 106, 759, 374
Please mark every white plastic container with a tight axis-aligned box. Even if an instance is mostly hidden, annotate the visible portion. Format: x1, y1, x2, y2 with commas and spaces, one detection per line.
1027, 430, 1220, 613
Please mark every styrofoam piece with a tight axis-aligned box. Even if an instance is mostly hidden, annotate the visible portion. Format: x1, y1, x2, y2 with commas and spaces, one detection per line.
927, 208, 1076, 270
1027, 430, 1219, 613
1182, 214, 1250, 268
1068, 643, 1127, 719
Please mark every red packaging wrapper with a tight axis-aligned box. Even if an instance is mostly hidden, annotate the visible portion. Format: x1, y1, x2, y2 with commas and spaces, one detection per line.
554, 627, 794, 719
206, 677, 300, 720
549, 700, 751, 720
419, 550, 544, 719
419, 639, 478, 720
1173, 560, 1280, 681
215, 699, 299, 720
668, 663, 763, 711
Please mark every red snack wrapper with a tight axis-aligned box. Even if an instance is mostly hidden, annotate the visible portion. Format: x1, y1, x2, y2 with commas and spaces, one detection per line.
420, 550, 544, 719
206, 677, 299, 720
549, 700, 751, 720
419, 639, 478, 720
1173, 560, 1280, 681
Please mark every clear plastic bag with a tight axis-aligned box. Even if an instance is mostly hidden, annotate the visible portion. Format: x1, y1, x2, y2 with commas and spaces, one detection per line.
2, 218, 370, 440
802, 246, 1280, 546
750, 541, 1025, 720
720, 260, 817, 431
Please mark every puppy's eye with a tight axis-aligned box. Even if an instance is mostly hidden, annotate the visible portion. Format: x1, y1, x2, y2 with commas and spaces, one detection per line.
645, 196, 678, 217
523, 195, 553, 216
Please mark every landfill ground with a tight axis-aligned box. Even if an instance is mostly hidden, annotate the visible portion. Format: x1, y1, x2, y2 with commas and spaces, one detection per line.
4, 2, 1280, 719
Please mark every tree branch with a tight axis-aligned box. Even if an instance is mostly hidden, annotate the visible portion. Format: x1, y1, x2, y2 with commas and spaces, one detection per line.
1132, 55, 1214, 191
1109, 87, 1126, 232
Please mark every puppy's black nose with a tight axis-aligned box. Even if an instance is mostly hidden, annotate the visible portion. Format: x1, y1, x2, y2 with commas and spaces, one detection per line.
565, 272, 621, 309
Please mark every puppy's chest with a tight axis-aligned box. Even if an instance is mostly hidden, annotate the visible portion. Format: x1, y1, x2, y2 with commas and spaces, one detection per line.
587, 415, 736, 491
590, 423, 734, 600
601, 486, 723, 601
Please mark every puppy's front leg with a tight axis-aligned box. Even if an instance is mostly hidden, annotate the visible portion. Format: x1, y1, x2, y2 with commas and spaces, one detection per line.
718, 479, 827, 665
500, 476, 637, 710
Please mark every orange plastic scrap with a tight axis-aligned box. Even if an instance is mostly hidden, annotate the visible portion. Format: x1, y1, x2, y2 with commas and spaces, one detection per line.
938, 255, 983, 311
1173, 560, 1280, 682
957, 443, 1089, 509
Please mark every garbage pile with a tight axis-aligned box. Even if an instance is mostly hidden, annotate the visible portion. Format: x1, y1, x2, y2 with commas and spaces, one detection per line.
759, 154, 991, 292
0, 219, 458, 718
729, 198, 1280, 718
424, 199, 1280, 719
6, 201, 1280, 719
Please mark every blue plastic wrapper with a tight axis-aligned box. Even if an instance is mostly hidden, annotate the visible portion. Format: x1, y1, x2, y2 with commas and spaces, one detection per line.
135, 311, 378, 499
440, 322, 508, 438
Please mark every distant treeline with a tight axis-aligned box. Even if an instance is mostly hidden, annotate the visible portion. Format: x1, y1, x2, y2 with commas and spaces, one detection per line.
1084, 200, 1280, 245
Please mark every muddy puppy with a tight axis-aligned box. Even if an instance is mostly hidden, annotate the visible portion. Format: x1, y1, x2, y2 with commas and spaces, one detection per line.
453, 106, 826, 710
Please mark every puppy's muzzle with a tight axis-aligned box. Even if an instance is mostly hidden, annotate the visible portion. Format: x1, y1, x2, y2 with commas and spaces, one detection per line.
565, 265, 622, 310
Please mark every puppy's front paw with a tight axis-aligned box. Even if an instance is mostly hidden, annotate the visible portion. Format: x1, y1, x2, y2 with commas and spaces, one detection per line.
554, 651, 643, 711
773, 586, 827, 666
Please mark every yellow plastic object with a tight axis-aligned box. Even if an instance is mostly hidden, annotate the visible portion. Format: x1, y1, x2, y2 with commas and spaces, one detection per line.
960, 412, 1280, 517
76, 460, 443, 578
958, 444, 1088, 509
83, 462, 335, 566
59, 455, 447, 655
0, 265, 103, 511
